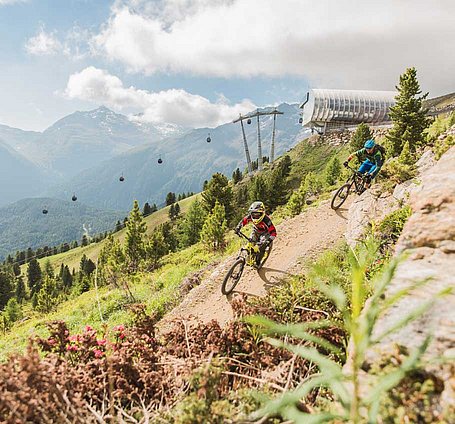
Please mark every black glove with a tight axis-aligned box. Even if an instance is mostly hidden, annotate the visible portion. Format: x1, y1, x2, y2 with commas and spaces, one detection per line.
235, 224, 242, 234
343, 161, 349, 168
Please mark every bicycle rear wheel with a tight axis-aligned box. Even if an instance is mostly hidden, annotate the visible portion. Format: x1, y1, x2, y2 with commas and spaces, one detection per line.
331, 183, 351, 210
221, 258, 245, 295
257, 241, 273, 270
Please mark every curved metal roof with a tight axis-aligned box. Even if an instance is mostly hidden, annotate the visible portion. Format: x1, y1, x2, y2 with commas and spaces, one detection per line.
301, 89, 397, 126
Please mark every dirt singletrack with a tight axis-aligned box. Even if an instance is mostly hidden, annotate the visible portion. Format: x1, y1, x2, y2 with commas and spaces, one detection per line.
159, 199, 350, 332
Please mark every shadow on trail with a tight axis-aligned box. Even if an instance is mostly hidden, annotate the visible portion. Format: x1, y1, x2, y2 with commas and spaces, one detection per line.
334, 207, 348, 220
258, 267, 296, 291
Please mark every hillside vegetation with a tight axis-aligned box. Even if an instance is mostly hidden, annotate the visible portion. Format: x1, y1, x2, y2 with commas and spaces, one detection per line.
1, 69, 454, 422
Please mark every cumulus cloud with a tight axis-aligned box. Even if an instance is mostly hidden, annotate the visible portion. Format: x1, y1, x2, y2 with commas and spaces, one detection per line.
93, 0, 455, 95
25, 26, 62, 56
64, 66, 256, 127
25, 24, 92, 58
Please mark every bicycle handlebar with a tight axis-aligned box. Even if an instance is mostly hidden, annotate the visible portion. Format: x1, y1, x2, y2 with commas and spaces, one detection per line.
235, 230, 253, 243
345, 162, 368, 178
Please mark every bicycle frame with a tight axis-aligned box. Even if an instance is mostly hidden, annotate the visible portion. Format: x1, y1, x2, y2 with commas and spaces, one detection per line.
236, 231, 260, 267
345, 164, 367, 195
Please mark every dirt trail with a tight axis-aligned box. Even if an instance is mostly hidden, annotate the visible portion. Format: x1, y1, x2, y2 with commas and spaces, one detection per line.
159, 199, 350, 331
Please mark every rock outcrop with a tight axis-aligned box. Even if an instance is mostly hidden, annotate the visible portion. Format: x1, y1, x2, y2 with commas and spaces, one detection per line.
364, 146, 455, 412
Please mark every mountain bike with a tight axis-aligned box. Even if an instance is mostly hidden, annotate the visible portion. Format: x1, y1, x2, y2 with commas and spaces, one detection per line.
331, 164, 370, 210
221, 231, 273, 295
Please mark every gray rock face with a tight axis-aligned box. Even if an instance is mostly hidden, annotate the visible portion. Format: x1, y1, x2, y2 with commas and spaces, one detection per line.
345, 189, 397, 247
367, 146, 455, 411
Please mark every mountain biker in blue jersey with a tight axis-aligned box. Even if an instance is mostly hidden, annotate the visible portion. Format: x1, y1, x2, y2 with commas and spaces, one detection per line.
235, 201, 276, 267
344, 139, 385, 188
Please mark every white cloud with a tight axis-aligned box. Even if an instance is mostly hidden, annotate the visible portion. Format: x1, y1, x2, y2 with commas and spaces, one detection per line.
25, 24, 92, 59
64, 66, 256, 127
93, 0, 455, 95
0, 0, 27, 5
25, 26, 62, 56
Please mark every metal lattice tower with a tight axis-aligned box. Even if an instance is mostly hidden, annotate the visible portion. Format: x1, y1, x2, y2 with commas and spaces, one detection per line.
256, 113, 262, 171
270, 112, 277, 163
233, 108, 283, 174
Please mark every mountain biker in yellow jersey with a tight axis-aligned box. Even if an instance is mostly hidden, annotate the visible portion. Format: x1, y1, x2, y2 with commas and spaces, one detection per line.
235, 201, 276, 267
344, 139, 385, 188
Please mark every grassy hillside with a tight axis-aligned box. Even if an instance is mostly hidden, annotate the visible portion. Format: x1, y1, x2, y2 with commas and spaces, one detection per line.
28, 193, 200, 273
425, 92, 455, 109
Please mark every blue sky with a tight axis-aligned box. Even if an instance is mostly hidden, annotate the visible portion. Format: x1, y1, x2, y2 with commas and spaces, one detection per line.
0, 0, 454, 131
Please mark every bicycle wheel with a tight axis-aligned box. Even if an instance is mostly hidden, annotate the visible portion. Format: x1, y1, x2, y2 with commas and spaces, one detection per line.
257, 241, 273, 270
221, 258, 245, 295
331, 183, 351, 210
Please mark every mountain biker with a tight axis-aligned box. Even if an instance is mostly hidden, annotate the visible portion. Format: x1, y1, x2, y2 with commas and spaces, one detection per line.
344, 139, 385, 188
235, 201, 276, 267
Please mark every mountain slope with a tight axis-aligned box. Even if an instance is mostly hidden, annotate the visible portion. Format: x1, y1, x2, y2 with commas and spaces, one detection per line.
49, 103, 308, 210
0, 198, 124, 260
0, 139, 49, 207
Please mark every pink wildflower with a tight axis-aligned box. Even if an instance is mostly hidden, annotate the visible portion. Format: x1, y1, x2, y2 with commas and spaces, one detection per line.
113, 324, 125, 332
97, 339, 107, 346
48, 338, 56, 346
119, 333, 125, 340
85, 325, 94, 332
93, 349, 104, 358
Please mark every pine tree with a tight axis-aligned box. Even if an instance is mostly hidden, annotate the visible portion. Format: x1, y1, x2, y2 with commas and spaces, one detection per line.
181, 200, 207, 247
174, 203, 180, 217
350, 123, 373, 151
61, 265, 73, 288
4, 298, 22, 324
248, 175, 267, 204
166, 192, 176, 206
145, 231, 167, 268
81, 234, 89, 246
0, 270, 14, 310
160, 222, 178, 252
35, 277, 58, 313
15, 276, 26, 303
398, 140, 414, 166
201, 201, 227, 251
115, 220, 123, 232
325, 156, 342, 186
27, 258, 42, 295
386, 67, 430, 156
43, 259, 54, 279
150, 203, 158, 213
232, 168, 242, 184
143, 202, 152, 216
266, 167, 288, 211
25, 248, 34, 263
80, 254, 96, 276
125, 200, 147, 271
202, 173, 234, 222
168, 203, 176, 220
12, 263, 21, 277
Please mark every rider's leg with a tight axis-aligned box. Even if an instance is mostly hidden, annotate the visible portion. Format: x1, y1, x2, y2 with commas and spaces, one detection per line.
358, 160, 374, 174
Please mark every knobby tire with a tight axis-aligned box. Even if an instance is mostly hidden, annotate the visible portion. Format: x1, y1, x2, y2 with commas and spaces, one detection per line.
221, 258, 245, 295
331, 183, 351, 210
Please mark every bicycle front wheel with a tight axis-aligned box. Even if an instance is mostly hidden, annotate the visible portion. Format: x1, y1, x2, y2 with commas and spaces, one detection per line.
221, 258, 245, 295
331, 183, 351, 210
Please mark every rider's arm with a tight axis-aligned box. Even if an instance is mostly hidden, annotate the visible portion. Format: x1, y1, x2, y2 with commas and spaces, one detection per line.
235, 216, 250, 232
263, 216, 277, 240
347, 148, 364, 162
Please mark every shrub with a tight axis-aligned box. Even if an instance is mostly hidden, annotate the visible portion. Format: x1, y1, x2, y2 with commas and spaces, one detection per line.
433, 134, 454, 160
